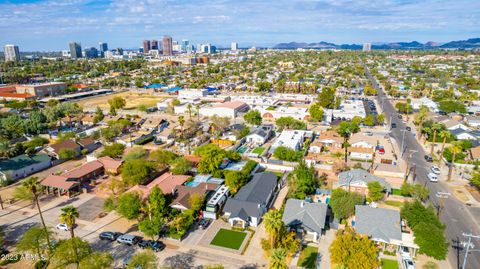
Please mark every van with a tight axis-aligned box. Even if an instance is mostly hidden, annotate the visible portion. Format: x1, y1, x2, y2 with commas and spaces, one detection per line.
116, 234, 140, 246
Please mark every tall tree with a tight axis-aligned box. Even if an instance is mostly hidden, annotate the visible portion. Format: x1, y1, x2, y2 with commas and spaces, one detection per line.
14, 177, 52, 252
329, 228, 380, 269
16, 226, 53, 259
414, 105, 429, 139
438, 130, 451, 160
60, 205, 80, 267
447, 143, 462, 181
430, 123, 443, 155
263, 209, 284, 247
308, 103, 324, 122
336, 121, 360, 163
128, 250, 158, 269
269, 248, 288, 269
244, 109, 262, 125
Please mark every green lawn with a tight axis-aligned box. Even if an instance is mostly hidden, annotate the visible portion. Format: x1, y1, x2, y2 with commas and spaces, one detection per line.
297, 246, 318, 269
385, 200, 404, 207
252, 147, 265, 154
381, 258, 399, 269
210, 229, 247, 250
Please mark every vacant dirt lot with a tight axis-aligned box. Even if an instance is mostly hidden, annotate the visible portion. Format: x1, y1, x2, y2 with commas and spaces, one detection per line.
77, 90, 165, 110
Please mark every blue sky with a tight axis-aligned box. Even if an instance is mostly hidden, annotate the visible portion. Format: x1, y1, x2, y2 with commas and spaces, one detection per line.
1, 0, 479, 51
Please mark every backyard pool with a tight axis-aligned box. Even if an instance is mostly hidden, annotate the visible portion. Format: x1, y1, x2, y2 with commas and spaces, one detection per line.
237, 146, 248, 154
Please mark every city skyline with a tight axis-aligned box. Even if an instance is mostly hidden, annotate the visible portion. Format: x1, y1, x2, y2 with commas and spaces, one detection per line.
0, 0, 479, 51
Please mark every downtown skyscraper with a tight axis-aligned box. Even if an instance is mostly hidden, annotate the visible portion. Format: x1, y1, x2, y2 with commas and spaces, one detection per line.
69, 42, 82, 59
4, 44, 20, 61
162, 35, 173, 56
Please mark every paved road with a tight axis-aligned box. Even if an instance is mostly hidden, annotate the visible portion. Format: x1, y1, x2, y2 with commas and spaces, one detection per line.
362, 61, 480, 269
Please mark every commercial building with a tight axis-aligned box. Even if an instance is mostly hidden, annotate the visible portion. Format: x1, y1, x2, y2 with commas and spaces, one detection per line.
199, 101, 249, 118
231, 42, 238, 51
363, 43, 372, 52
143, 40, 151, 54
178, 88, 208, 100
151, 40, 159, 50
15, 82, 67, 98
84, 47, 98, 58
181, 39, 189, 51
4, 44, 20, 61
162, 36, 173, 56
99, 42, 108, 57
69, 42, 82, 59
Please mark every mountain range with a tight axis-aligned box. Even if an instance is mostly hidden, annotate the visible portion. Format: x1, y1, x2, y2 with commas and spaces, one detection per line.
273, 38, 480, 50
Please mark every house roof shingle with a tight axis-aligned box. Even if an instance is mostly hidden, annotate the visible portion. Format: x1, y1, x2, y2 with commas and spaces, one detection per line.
354, 205, 402, 243
282, 199, 328, 235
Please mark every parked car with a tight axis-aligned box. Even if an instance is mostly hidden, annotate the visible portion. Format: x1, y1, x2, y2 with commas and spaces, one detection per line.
199, 219, 212, 229
56, 223, 69, 231
391, 123, 397, 128
400, 246, 411, 258
364, 131, 373, 136
406, 126, 411, 131
116, 234, 140, 246
431, 166, 441, 175
402, 257, 415, 269
99, 231, 122, 241
428, 172, 438, 182
398, 115, 403, 119
424, 155, 433, 162
138, 240, 165, 252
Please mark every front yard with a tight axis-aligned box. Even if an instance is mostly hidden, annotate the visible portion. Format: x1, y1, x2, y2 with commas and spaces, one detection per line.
381, 258, 399, 269
297, 245, 318, 269
210, 228, 247, 250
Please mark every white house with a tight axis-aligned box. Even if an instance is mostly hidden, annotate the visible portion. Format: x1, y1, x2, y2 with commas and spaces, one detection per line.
258, 106, 309, 121
199, 101, 249, 118
271, 130, 313, 151
412, 97, 439, 112
349, 140, 375, 160
178, 88, 208, 100
245, 125, 273, 145
329, 99, 366, 121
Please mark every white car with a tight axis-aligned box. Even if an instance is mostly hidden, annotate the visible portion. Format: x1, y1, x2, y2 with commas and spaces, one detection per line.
400, 246, 411, 258
56, 223, 69, 231
402, 257, 415, 269
431, 166, 441, 175
427, 172, 438, 182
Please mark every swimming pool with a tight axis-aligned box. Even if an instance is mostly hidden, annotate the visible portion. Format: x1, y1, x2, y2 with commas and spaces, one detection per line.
237, 146, 248, 154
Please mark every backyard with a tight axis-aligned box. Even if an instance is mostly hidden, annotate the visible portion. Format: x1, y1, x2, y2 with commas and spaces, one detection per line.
210, 229, 247, 250
297, 245, 318, 269
381, 258, 399, 269
252, 147, 265, 155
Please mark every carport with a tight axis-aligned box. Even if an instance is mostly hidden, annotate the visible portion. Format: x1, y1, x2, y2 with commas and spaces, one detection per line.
41, 175, 80, 198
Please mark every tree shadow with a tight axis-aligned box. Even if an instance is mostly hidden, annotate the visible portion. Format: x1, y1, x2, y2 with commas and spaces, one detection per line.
163, 253, 195, 269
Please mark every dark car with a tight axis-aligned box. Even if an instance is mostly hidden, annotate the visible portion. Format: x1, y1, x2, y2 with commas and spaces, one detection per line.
406, 126, 411, 131
138, 240, 165, 252
398, 115, 403, 119
99, 231, 122, 241
391, 123, 397, 128
199, 219, 212, 229
424, 155, 433, 162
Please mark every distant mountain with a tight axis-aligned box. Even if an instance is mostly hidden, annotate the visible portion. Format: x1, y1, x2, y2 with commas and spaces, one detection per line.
273, 38, 480, 50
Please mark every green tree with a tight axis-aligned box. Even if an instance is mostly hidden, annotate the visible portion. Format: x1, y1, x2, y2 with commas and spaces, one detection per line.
275, 116, 306, 131
121, 159, 155, 185
138, 215, 165, 241
59, 205, 80, 267
59, 148, 78, 160
256, 81, 272, 92
329, 189, 364, 220
108, 96, 126, 110
117, 192, 142, 220
336, 121, 360, 163
376, 114, 385, 125
123, 147, 148, 162
93, 106, 104, 124
224, 171, 248, 194
170, 157, 192, 175
317, 86, 336, 108
127, 250, 158, 269
100, 142, 125, 158
363, 115, 375, 127
149, 149, 178, 166
308, 103, 324, 122
263, 209, 284, 247
16, 226, 53, 259
14, 177, 52, 253
413, 222, 449, 260
414, 105, 429, 138
329, 228, 380, 269
288, 161, 317, 199
78, 252, 113, 269
244, 110, 262, 125
471, 172, 480, 189
367, 181, 384, 201
447, 143, 462, 181
363, 85, 377, 96
269, 248, 288, 269
50, 238, 92, 268
273, 146, 303, 162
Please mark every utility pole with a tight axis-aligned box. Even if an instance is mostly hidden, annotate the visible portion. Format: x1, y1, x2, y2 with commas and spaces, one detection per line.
404, 150, 418, 182
436, 192, 451, 218
401, 129, 408, 157
412, 164, 417, 182
0, 194, 3, 210
461, 233, 480, 269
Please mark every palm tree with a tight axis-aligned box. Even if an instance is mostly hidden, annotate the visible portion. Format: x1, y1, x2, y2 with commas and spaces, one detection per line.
263, 209, 283, 247
14, 177, 52, 252
269, 248, 288, 269
430, 123, 443, 156
186, 104, 193, 120
178, 115, 185, 139
448, 143, 462, 181
195, 104, 200, 121
438, 130, 451, 160
336, 121, 360, 164
60, 205, 79, 267
414, 105, 429, 139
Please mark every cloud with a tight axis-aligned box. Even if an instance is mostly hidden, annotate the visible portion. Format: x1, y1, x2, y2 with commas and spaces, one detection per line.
0, 0, 478, 50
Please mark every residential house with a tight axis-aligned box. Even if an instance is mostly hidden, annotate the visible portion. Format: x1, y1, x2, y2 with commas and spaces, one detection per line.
282, 199, 329, 242
411, 97, 438, 112
349, 139, 375, 160
470, 146, 480, 161
223, 172, 278, 228
97, 156, 123, 175
309, 130, 343, 154
271, 130, 313, 151
81, 114, 96, 126
0, 154, 51, 182
77, 137, 100, 153
354, 205, 419, 256
465, 115, 480, 128
444, 120, 470, 131
245, 125, 273, 145
141, 117, 168, 133
43, 139, 81, 159
336, 169, 392, 196
199, 101, 249, 119
129, 172, 191, 199
171, 182, 218, 211
450, 128, 480, 141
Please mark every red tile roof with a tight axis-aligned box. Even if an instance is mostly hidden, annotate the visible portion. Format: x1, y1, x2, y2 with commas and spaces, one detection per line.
97, 156, 123, 171
41, 175, 78, 190
0, 92, 34, 99
63, 160, 103, 179
128, 172, 190, 199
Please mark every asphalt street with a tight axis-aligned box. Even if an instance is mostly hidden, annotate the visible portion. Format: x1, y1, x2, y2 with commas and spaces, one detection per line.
363, 61, 480, 269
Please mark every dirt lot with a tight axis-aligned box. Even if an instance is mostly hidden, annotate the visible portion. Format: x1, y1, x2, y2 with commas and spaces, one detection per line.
77, 90, 166, 110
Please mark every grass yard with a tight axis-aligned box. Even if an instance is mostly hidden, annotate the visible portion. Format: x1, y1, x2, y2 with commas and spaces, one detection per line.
77, 90, 165, 110
297, 246, 318, 269
210, 229, 247, 250
252, 147, 265, 155
381, 258, 399, 269
385, 200, 404, 207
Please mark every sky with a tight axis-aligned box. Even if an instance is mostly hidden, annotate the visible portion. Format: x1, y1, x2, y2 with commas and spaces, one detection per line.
0, 0, 479, 51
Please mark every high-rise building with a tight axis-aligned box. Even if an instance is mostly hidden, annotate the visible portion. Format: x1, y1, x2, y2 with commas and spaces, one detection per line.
99, 42, 108, 57
4, 44, 20, 61
115, 48, 124, 55
231, 42, 238, 51
143, 40, 151, 54
181, 39, 189, 51
151, 40, 158, 50
69, 42, 82, 59
363, 43, 371, 52
162, 35, 173, 56
84, 47, 98, 58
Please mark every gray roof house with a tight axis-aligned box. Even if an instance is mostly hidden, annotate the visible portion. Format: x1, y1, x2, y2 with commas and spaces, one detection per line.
337, 169, 392, 195
282, 199, 328, 242
354, 205, 401, 244
245, 125, 273, 146
223, 172, 278, 228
